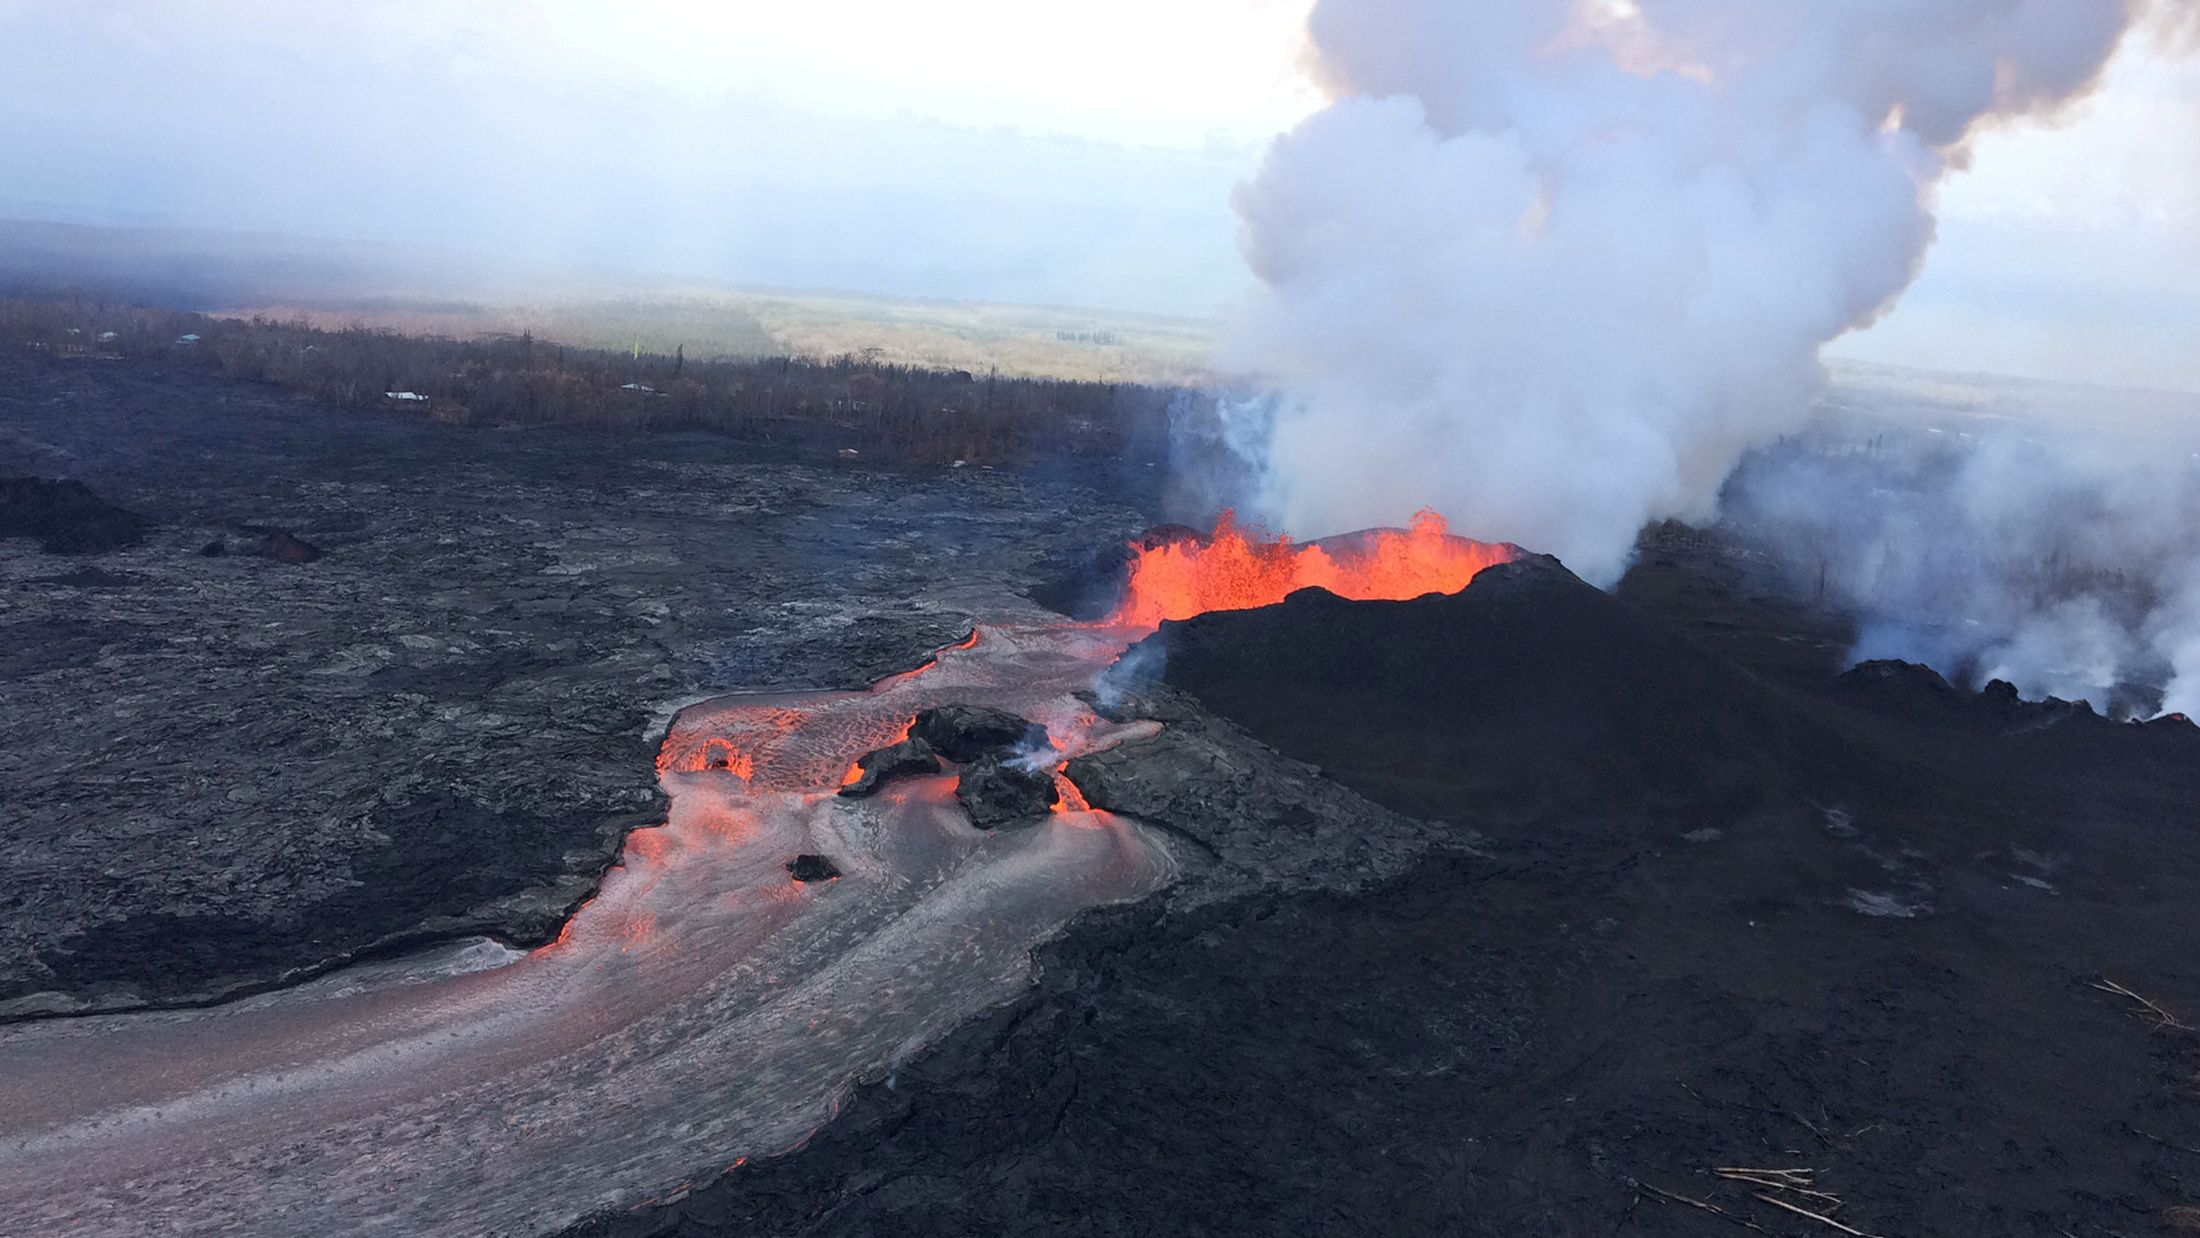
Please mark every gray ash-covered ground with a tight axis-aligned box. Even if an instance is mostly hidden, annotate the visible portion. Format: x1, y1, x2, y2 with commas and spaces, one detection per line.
0, 347, 1153, 1017
589, 545, 2200, 1238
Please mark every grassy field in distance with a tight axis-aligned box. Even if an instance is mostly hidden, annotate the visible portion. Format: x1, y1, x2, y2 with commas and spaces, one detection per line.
231, 286, 1219, 386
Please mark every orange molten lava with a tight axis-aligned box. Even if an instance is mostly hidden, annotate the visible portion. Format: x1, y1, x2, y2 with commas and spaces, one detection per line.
1111, 509, 1511, 627
1052, 768, 1092, 814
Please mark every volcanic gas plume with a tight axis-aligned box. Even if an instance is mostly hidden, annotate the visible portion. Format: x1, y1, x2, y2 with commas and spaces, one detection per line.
1722, 419, 2200, 717
1222, 0, 2194, 586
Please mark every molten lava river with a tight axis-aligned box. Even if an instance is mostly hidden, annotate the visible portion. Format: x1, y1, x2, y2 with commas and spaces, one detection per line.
0, 515, 1507, 1237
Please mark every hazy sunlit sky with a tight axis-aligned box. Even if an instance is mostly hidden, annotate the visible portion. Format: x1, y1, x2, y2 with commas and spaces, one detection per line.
1, 0, 2194, 391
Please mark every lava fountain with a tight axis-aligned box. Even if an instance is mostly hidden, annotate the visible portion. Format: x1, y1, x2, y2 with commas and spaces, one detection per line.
1114, 509, 1512, 627
0, 514, 1509, 1237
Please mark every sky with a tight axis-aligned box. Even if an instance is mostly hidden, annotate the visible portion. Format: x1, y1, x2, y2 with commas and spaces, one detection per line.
0, 0, 2193, 391
1831, 28, 2200, 393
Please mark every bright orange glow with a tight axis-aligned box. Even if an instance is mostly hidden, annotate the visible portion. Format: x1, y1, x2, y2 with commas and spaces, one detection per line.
623, 828, 672, 864
875, 630, 980, 689
618, 911, 658, 951
1052, 767, 1092, 813
1111, 509, 1512, 627
710, 742, 756, 782
659, 709, 819, 777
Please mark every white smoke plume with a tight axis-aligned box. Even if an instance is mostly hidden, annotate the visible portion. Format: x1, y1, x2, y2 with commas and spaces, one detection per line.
1222, 0, 2182, 585
1722, 416, 2200, 717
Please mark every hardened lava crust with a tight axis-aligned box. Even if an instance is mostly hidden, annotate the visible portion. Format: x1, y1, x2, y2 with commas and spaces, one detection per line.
0, 347, 1153, 1018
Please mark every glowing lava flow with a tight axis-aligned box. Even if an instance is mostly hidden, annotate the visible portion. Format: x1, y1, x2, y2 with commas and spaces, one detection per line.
1111, 509, 1512, 628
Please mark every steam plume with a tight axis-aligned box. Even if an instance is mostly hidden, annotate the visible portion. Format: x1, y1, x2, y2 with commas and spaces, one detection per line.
1224, 0, 2182, 585
1722, 411, 2200, 717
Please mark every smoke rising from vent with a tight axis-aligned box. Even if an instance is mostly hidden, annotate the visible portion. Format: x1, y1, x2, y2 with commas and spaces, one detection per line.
1722, 409, 2200, 718
1222, 0, 2187, 586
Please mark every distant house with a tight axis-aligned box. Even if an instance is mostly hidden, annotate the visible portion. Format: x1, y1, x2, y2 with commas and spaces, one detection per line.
620, 383, 658, 394
384, 391, 429, 403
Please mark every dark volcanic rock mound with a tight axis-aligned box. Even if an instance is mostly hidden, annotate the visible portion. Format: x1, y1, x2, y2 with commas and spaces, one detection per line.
199, 526, 325, 564
910, 703, 1047, 764
1843, 656, 1957, 695
836, 737, 941, 799
1065, 704, 1448, 894
953, 753, 1057, 828
250, 527, 322, 564
1144, 556, 1866, 824
786, 854, 840, 883
0, 476, 151, 553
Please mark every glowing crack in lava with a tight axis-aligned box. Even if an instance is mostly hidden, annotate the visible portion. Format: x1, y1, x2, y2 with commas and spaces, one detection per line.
1113, 509, 1512, 627
0, 513, 1503, 1237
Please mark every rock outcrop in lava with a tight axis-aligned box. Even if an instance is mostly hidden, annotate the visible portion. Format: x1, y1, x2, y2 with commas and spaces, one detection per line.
247, 526, 322, 564
198, 525, 325, 564
0, 476, 150, 553
785, 854, 840, 883
837, 737, 941, 798
910, 703, 1048, 763
954, 753, 1058, 828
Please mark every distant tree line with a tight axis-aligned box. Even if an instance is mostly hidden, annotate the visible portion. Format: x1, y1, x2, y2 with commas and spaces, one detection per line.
0, 295, 1185, 466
